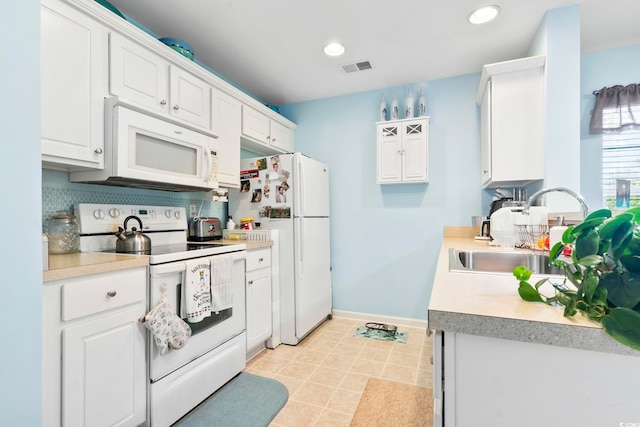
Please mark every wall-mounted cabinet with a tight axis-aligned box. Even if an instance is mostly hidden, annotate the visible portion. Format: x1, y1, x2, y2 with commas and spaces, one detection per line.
241, 105, 294, 155
109, 32, 212, 132
41, 0, 296, 186
41, 0, 106, 170
213, 89, 241, 188
477, 55, 545, 188
376, 117, 429, 184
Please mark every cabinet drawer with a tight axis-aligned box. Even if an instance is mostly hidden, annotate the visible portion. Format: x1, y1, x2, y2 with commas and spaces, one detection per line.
62, 268, 147, 321
246, 248, 270, 272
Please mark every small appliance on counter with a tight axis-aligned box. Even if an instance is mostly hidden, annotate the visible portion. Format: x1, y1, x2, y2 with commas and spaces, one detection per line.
188, 217, 222, 241
471, 215, 490, 240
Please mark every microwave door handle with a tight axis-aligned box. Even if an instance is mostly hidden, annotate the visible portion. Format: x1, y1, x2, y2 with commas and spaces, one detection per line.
204, 147, 211, 182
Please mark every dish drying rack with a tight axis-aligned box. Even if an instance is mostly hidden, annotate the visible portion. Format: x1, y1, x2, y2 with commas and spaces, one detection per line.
515, 224, 549, 250
223, 229, 270, 242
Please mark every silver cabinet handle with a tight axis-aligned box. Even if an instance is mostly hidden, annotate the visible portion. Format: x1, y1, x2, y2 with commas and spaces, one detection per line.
107, 290, 117, 297
258, 257, 264, 262
160, 100, 167, 106
173, 105, 179, 110
248, 280, 254, 285
94, 148, 103, 154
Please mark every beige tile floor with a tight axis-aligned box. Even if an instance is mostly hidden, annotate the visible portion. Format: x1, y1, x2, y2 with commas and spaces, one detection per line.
243, 317, 433, 427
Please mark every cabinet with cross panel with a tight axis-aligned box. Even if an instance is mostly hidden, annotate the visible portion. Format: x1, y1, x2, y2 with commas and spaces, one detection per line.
376, 117, 429, 184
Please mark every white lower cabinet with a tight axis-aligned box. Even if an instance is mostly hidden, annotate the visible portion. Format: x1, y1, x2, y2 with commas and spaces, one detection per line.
434, 331, 640, 426
43, 267, 147, 427
245, 248, 272, 357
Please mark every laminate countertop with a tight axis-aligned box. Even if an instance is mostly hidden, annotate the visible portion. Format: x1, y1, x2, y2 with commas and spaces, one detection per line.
428, 228, 639, 358
43, 240, 273, 283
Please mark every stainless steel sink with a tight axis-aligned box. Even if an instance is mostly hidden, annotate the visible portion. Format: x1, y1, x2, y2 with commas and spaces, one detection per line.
448, 248, 563, 276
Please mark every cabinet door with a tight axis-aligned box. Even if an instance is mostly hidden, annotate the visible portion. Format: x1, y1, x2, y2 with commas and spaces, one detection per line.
62, 305, 146, 427
109, 32, 168, 114
246, 268, 272, 351
41, 0, 105, 169
213, 90, 241, 188
169, 65, 211, 129
402, 119, 429, 182
480, 82, 492, 186
242, 105, 270, 144
377, 123, 402, 183
270, 120, 294, 152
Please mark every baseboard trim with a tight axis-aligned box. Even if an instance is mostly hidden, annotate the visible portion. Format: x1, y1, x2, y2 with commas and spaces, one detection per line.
332, 310, 428, 329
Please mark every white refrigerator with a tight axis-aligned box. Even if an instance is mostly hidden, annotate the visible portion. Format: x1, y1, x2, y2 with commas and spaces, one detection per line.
229, 152, 332, 345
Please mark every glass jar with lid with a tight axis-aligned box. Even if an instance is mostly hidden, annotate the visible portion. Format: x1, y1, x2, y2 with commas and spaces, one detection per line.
47, 210, 80, 254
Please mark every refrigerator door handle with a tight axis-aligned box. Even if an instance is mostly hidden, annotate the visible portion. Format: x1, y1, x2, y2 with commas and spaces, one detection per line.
299, 218, 304, 266
298, 156, 304, 217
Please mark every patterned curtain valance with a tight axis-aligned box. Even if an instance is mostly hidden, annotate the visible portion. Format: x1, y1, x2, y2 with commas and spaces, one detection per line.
589, 83, 640, 135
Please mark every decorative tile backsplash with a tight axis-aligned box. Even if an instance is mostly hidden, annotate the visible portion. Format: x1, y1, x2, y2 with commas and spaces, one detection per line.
42, 170, 226, 229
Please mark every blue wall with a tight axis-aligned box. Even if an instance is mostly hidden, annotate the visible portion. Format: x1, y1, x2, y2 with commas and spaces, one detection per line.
1, 1, 42, 425
279, 74, 482, 319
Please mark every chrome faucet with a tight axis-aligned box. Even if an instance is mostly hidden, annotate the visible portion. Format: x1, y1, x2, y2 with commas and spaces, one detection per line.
523, 187, 589, 219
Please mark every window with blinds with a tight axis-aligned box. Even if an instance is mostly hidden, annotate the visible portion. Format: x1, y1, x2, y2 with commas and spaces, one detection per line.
602, 106, 640, 209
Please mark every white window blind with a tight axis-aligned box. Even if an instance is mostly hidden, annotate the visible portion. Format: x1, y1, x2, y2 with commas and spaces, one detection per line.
602, 105, 640, 208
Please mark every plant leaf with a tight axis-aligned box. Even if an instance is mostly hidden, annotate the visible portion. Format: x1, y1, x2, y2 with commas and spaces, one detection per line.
591, 286, 608, 307
575, 228, 600, 259
612, 221, 634, 260
562, 225, 577, 244
576, 254, 603, 268
599, 213, 634, 241
620, 255, 640, 273
584, 208, 612, 222
580, 274, 599, 302
599, 271, 640, 309
620, 207, 640, 223
534, 278, 549, 290
513, 265, 532, 281
601, 308, 640, 351
549, 242, 564, 262
518, 281, 546, 303
572, 217, 606, 236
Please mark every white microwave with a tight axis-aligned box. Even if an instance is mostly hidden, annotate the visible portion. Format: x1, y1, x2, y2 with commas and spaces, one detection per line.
70, 97, 218, 191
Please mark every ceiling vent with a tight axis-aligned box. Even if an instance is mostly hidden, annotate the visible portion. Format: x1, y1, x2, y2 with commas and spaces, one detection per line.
341, 60, 373, 74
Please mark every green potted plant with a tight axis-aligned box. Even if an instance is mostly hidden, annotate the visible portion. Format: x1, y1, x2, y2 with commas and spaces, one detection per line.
513, 208, 640, 350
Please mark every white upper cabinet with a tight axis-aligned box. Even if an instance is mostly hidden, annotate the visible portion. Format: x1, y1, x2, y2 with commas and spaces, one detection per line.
109, 32, 211, 132
377, 117, 429, 184
478, 55, 545, 188
213, 89, 241, 188
41, 0, 106, 170
241, 105, 294, 154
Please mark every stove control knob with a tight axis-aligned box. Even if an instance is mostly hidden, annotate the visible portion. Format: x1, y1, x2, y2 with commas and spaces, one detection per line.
174, 211, 181, 219
93, 209, 105, 220
108, 208, 121, 219
165, 210, 173, 218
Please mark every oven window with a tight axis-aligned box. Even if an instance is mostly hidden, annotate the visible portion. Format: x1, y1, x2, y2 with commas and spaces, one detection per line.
135, 132, 198, 176
176, 282, 232, 335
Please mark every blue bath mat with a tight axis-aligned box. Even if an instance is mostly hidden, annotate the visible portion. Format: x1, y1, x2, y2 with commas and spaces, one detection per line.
173, 372, 288, 427
354, 326, 408, 343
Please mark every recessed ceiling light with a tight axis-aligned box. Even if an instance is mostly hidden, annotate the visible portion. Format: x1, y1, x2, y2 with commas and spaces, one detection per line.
468, 5, 500, 25
323, 42, 345, 57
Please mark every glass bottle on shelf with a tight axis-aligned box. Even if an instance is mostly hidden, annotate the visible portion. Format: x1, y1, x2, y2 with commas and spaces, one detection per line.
405, 88, 414, 118
418, 87, 427, 117
379, 93, 387, 121
391, 91, 399, 120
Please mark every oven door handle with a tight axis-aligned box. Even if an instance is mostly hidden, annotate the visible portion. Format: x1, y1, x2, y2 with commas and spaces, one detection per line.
149, 251, 246, 276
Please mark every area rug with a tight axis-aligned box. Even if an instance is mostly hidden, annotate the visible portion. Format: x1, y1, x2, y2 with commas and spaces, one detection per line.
173, 372, 288, 427
350, 378, 433, 427
353, 326, 408, 343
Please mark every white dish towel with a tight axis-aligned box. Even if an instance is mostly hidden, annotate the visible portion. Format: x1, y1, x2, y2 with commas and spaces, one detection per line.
182, 258, 212, 323
210, 254, 233, 313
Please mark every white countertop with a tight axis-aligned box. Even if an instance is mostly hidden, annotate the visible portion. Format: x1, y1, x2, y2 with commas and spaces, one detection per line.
428, 229, 639, 357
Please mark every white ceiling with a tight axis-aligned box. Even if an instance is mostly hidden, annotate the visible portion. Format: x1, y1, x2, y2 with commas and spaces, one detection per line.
107, 0, 640, 106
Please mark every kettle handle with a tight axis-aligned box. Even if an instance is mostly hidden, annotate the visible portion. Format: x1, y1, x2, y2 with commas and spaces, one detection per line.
123, 215, 143, 232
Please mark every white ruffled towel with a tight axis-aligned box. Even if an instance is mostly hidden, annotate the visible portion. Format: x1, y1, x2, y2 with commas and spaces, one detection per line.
210, 254, 233, 312
182, 258, 212, 323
